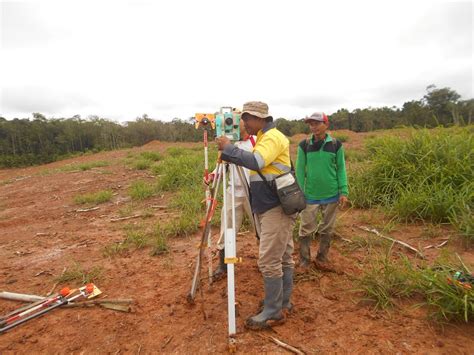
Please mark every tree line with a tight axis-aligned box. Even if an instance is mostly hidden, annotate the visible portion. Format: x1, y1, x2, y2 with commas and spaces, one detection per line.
1, 85, 472, 168
275, 85, 473, 136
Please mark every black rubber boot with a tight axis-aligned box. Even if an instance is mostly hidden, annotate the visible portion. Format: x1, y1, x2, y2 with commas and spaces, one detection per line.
212, 249, 227, 281
259, 268, 294, 313
299, 236, 311, 268
282, 267, 294, 313
245, 277, 284, 330
316, 232, 331, 262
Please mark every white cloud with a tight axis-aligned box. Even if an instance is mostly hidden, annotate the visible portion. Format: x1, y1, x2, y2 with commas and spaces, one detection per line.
1, 0, 472, 121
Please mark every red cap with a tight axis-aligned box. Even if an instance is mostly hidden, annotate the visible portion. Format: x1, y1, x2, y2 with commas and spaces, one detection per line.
304, 112, 328, 124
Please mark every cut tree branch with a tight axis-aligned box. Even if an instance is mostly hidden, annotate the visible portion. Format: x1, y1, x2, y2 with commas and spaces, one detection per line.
356, 225, 425, 259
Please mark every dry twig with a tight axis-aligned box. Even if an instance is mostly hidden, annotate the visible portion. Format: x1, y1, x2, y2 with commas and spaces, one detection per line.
356, 225, 425, 259
257, 334, 305, 355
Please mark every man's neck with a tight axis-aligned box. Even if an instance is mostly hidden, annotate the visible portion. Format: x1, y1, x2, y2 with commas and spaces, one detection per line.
314, 133, 327, 142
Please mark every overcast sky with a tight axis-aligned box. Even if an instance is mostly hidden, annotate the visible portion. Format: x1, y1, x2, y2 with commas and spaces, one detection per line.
0, 0, 472, 122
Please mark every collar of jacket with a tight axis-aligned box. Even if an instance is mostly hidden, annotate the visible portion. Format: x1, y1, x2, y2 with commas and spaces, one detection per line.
310, 132, 333, 144
260, 121, 275, 134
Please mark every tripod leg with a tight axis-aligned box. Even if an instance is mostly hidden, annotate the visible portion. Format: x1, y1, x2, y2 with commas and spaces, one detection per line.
235, 165, 261, 239
187, 163, 223, 302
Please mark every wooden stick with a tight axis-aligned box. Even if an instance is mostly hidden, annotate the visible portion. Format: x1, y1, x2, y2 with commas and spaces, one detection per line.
76, 207, 100, 212
258, 334, 305, 355
110, 215, 141, 222
46, 266, 67, 296
356, 225, 425, 259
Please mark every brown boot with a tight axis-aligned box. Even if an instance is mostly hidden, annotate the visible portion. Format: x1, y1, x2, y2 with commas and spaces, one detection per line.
298, 236, 311, 270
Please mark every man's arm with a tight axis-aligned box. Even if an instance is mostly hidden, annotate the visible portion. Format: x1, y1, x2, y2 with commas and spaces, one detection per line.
336, 145, 348, 196
221, 144, 265, 171
295, 144, 306, 190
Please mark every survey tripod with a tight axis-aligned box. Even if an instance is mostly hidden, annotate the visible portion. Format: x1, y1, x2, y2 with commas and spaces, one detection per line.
187, 118, 260, 348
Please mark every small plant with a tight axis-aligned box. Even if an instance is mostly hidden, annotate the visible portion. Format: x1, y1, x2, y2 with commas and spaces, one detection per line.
128, 181, 158, 200
103, 242, 129, 257
55, 262, 103, 284
74, 190, 113, 205
151, 223, 171, 255
61, 161, 109, 172
140, 151, 162, 161
118, 204, 134, 217
133, 159, 152, 170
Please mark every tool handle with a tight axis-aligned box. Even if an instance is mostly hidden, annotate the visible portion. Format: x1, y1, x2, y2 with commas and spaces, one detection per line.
0, 297, 67, 334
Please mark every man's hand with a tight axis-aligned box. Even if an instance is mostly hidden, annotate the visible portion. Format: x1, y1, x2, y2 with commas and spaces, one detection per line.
215, 136, 231, 151
203, 173, 215, 185
339, 195, 348, 209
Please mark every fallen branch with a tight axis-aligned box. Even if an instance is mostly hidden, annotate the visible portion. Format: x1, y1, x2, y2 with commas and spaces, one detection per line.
110, 214, 141, 222
46, 266, 67, 296
436, 240, 448, 249
258, 334, 305, 355
150, 205, 167, 209
160, 335, 174, 350
35, 232, 50, 237
356, 225, 425, 259
76, 207, 100, 212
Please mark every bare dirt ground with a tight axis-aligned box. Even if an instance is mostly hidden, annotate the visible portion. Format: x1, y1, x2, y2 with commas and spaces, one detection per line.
1, 134, 473, 354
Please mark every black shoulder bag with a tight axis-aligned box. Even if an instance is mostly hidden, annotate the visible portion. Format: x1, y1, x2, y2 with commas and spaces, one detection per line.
256, 161, 306, 215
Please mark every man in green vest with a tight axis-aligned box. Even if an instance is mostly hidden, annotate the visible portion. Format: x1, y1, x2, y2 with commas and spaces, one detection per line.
295, 112, 348, 270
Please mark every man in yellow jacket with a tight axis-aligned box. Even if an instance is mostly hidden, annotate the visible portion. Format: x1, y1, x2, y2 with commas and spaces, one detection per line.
216, 101, 295, 330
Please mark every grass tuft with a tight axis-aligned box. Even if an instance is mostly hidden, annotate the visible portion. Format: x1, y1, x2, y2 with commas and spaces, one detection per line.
74, 190, 113, 205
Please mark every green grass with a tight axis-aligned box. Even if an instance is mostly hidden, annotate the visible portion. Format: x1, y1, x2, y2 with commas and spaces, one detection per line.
140, 151, 162, 161
344, 149, 369, 162
349, 126, 473, 240
356, 252, 474, 323
55, 262, 103, 284
124, 151, 161, 171
332, 133, 349, 142
133, 159, 152, 170
103, 224, 170, 257
128, 181, 158, 200
151, 223, 171, 256
166, 147, 188, 157
74, 190, 113, 205
61, 161, 109, 172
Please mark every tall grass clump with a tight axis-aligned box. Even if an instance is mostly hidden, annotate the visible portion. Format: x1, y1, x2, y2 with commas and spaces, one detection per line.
350, 127, 473, 239
356, 252, 474, 323
74, 189, 113, 205
128, 180, 158, 200
153, 147, 219, 237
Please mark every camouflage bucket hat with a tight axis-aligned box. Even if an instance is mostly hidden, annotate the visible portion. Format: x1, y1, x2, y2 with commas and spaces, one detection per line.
241, 101, 271, 119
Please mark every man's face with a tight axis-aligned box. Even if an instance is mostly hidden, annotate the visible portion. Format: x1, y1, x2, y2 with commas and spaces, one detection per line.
239, 118, 248, 138
308, 120, 328, 137
241, 113, 262, 135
